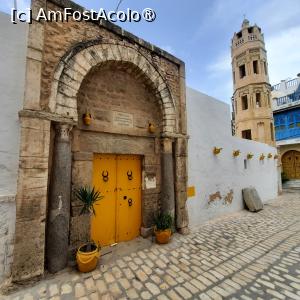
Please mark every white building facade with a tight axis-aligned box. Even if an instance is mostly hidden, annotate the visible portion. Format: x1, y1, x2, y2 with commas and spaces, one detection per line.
272, 75, 300, 180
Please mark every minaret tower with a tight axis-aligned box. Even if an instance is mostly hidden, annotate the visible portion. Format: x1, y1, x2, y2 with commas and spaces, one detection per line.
231, 19, 275, 146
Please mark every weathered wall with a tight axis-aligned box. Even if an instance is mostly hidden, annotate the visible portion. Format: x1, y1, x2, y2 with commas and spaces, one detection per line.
0, 13, 27, 196
187, 88, 279, 229
0, 13, 28, 283
41, 0, 184, 133
11, 0, 188, 282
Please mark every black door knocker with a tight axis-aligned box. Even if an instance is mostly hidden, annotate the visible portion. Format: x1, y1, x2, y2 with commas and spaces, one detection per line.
102, 170, 109, 182
128, 198, 133, 207
127, 170, 133, 181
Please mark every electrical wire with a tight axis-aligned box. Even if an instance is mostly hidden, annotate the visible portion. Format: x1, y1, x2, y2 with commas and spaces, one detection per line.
115, 0, 124, 12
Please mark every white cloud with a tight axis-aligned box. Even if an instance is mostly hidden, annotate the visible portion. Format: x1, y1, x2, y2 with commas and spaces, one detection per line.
207, 51, 231, 74
266, 25, 300, 84
202, 0, 300, 100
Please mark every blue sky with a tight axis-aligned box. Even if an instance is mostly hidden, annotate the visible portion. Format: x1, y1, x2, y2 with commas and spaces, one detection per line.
1, 0, 300, 104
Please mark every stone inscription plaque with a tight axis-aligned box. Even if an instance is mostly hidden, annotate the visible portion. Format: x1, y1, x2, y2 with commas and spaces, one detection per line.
113, 111, 134, 128
145, 175, 157, 189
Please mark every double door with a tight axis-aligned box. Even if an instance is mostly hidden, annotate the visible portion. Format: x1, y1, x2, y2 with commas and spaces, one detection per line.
91, 154, 142, 246
282, 150, 300, 179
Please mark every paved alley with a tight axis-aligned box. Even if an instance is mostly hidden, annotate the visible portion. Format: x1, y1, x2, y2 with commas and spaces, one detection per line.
2, 190, 300, 300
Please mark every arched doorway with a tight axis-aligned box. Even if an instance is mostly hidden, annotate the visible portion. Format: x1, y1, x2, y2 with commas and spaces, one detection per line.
282, 150, 300, 179
72, 60, 163, 247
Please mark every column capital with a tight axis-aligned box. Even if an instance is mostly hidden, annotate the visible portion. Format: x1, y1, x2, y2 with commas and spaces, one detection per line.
161, 137, 173, 154
55, 123, 73, 142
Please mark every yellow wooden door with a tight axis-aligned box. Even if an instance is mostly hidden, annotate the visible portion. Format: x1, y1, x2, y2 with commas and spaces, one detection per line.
91, 154, 141, 247
282, 150, 300, 179
91, 154, 117, 247
295, 151, 300, 179
116, 155, 142, 242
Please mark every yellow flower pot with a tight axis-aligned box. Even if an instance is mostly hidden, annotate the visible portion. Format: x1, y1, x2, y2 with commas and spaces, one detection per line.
83, 113, 92, 126
148, 123, 156, 134
76, 243, 100, 273
233, 150, 240, 157
247, 153, 254, 159
154, 228, 172, 244
213, 147, 222, 155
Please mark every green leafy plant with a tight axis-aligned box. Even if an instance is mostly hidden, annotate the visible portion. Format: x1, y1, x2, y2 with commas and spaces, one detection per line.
74, 186, 103, 216
154, 213, 173, 231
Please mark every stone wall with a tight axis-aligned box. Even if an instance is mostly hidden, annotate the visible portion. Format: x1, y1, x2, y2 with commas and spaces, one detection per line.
41, 0, 185, 133
11, 0, 188, 282
0, 198, 15, 283
0, 13, 28, 283
187, 88, 279, 229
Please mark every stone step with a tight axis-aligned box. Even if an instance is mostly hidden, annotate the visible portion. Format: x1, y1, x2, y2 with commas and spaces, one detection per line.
283, 180, 300, 190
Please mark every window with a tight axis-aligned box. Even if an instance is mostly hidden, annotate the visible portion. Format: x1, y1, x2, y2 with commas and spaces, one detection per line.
253, 60, 259, 74
237, 31, 242, 38
288, 115, 295, 128
248, 27, 253, 34
239, 64, 246, 78
256, 93, 261, 107
264, 61, 268, 75
242, 95, 248, 110
242, 129, 252, 140
233, 71, 235, 84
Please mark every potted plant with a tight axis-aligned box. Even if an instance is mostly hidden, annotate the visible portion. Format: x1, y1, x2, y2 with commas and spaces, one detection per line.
259, 153, 265, 161
74, 186, 103, 273
247, 153, 254, 159
233, 150, 240, 157
153, 212, 173, 244
213, 147, 223, 155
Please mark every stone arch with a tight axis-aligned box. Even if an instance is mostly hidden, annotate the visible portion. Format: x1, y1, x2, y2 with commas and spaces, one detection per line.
49, 41, 177, 134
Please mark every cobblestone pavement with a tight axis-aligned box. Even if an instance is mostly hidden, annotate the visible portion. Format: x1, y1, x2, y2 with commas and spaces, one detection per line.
2, 190, 300, 300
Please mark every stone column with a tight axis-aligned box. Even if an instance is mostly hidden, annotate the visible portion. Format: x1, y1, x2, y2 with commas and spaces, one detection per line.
161, 138, 175, 220
46, 124, 72, 273
174, 137, 189, 234
12, 116, 51, 282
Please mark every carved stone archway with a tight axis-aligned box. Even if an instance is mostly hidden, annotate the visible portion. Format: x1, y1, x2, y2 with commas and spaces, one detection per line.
49, 42, 177, 134
11, 39, 188, 282
44, 42, 180, 272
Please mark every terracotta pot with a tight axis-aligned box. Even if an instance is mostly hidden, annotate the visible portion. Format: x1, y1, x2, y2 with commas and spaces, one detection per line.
76, 243, 100, 273
155, 228, 172, 244
83, 113, 92, 126
148, 123, 156, 134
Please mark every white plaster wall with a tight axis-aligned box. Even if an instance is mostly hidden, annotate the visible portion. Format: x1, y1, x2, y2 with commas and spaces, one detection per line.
187, 87, 278, 229
0, 12, 27, 196
0, 12, 28, 282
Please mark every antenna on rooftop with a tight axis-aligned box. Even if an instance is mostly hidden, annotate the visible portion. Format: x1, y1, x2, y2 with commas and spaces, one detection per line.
14, 0, 17, 10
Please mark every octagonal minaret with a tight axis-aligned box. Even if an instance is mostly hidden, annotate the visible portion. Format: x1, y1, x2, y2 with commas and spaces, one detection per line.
231, 19, 275, 146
